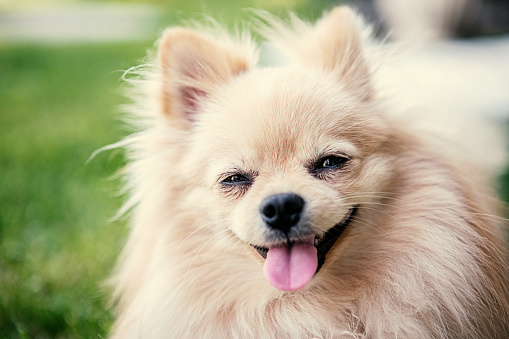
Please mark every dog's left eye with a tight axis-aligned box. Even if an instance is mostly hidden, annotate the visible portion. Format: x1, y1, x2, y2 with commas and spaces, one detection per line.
314, 155, 349, 172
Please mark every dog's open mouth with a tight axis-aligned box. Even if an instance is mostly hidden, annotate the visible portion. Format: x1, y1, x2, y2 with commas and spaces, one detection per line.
251, 205, 358, 291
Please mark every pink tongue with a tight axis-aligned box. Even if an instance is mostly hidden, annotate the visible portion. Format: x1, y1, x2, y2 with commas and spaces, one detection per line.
263, 235, 318, 291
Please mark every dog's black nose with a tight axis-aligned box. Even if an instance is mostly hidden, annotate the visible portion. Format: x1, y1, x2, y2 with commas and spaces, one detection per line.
260, 193, 305, 233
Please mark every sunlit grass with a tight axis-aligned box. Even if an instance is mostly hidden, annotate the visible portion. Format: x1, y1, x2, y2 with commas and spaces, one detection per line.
0, 42, 149, 338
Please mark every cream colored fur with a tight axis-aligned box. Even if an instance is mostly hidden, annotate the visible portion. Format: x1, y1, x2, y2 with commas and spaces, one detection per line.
109, 7, 509, 338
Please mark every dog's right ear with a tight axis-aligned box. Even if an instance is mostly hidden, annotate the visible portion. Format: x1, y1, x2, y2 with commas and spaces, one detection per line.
262, 7, 373, 100
158, 28, 254, 127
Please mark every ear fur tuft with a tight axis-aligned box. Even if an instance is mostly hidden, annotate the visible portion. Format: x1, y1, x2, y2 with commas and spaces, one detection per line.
158, 28, 257, 125
260, 6, 374, 100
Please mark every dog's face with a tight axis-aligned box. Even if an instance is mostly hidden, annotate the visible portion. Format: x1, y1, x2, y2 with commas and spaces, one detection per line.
158, 8, 392, 291
195, 70, 390, 290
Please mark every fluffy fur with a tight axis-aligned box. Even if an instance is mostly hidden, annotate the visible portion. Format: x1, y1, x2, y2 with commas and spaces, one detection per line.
109, 7, 509, 338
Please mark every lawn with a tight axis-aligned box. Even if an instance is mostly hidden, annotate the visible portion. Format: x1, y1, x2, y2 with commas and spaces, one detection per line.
1, 1, 508, 338
0, 42, 149, 338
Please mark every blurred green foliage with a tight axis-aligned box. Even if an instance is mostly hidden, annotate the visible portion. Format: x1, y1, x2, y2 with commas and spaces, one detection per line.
0, 42, 148, 338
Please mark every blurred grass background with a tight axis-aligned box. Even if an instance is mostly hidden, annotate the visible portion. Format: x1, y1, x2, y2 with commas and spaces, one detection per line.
0, 42, 144, 338
0, 0, 508, 338
0, 0, 333, 338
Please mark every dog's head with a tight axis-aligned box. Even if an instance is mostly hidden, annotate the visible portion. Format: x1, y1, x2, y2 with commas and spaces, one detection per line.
157, 7, 393, 291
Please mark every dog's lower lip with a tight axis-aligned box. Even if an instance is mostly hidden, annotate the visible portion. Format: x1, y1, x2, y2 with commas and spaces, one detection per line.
250, 205, 359, 272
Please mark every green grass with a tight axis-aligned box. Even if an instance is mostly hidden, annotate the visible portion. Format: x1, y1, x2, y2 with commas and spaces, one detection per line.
0, 42, 150, 338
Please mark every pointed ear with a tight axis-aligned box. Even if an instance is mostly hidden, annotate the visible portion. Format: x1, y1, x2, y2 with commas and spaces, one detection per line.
158, 28, 253, 126
306, 7, 373, 99
268, 7, 373, 99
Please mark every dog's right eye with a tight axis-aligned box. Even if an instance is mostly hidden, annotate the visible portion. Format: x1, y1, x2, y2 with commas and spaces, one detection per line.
221, 174, 251, 185
218, 172, 253, 198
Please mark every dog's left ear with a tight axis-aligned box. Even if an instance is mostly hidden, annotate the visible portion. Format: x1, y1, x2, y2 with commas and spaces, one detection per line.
305, 7, 373, 99
268, 7, 373, 100
158, 28, 254, 127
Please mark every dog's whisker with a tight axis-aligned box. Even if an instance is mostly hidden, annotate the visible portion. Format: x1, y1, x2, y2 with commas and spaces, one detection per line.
348, 217, 381, 231
349, 205, 399, 219
175, 218, 229, 251
340, 193, 402, 201
176, 228, 232, 292
352, 201, 411, 213
224, 237, 245, 262
318, 209, 382, 229
210, 232, 237, 262
317, 202, 406, 218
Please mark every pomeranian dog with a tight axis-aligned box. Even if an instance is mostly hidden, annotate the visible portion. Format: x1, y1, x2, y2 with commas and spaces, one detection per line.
109, 6, 509, 338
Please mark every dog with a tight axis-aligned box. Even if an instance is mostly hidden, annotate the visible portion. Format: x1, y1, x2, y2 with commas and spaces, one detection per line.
109, 7, 509, 338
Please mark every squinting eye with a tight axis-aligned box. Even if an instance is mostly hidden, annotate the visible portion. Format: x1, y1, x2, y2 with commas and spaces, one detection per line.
221, 173, 251, 185
314, 155, 349, 172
